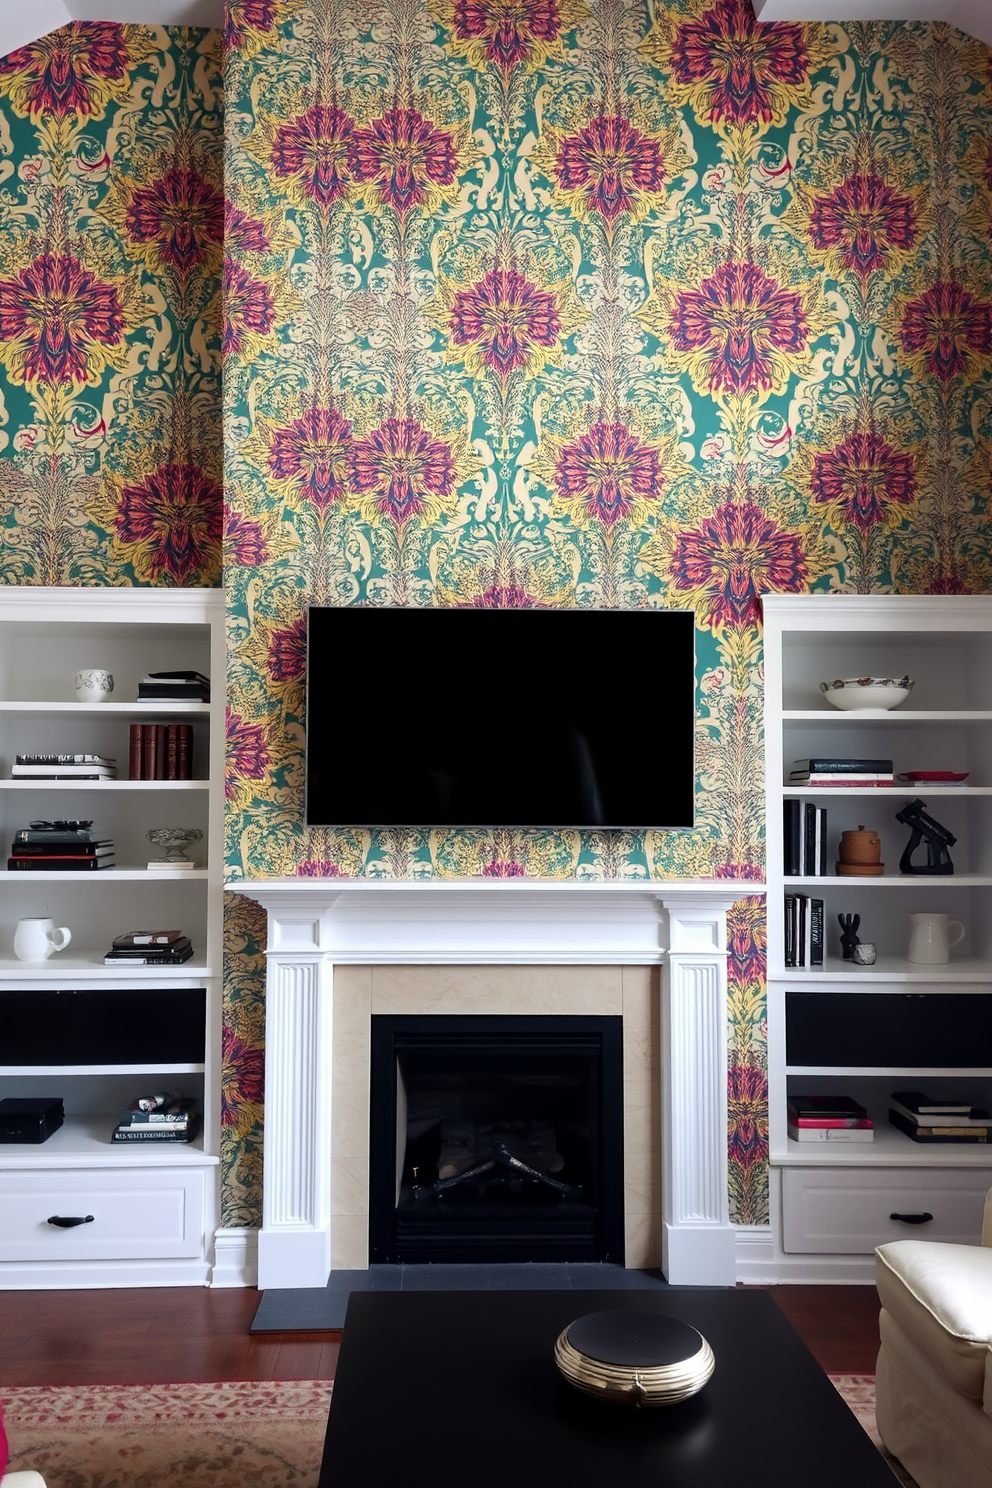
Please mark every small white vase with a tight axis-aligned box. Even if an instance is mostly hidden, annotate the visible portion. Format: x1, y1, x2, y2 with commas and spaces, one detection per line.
75, 669, 114, 703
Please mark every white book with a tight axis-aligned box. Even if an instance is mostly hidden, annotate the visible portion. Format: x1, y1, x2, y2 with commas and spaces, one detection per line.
788, 1124, 875, 1143
11, 764, 116, 777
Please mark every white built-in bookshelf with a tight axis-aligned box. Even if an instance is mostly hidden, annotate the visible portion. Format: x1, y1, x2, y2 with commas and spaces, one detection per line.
0, 587, 224, 1288
762, 594, 992, 1283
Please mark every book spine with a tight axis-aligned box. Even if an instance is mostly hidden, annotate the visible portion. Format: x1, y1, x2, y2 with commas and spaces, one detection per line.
120, 1114, 191, 1125
165, 723, 179, 781
141, 725, 156, 780
129, 723, 144, 780
809, 898, 824, 967
791, 1116, 872, 1128
177, 724, 192, 780
889, 1109, 988, 1142
794, 759, 893, 773
788, 1125, 874, 1142
9, 857, 111, 870
783, 800, 800, 877
111, 1129, 195, 1142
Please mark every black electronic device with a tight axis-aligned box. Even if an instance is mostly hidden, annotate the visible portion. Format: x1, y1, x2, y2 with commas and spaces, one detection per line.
0, 1097, 64, 1143
304, 607, 697, 830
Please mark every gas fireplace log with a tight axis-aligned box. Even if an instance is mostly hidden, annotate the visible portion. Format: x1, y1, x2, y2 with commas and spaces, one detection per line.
431, 1142, 572, 1198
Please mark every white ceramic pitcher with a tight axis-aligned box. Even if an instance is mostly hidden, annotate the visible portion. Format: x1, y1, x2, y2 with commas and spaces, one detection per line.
907, 912, 965, 965
13, 917, 72, 961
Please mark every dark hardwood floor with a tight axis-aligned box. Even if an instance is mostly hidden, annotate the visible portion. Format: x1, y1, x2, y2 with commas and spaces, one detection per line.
0, 1282, 881, 1387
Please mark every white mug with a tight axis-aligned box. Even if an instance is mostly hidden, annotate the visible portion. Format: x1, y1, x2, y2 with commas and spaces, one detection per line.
907, 912, 965, 965
13, 917, 72, 961
75, 669, 114, 703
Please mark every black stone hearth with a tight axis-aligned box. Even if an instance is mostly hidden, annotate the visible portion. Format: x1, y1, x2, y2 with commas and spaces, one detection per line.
368, 1015, 624, 1265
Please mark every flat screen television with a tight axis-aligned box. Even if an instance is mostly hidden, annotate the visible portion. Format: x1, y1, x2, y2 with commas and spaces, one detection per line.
304, 606, 696, 830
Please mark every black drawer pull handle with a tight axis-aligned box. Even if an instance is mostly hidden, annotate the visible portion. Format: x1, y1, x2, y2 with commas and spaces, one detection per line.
890, 1212, 934, 1225
46, 1214, 95, 1228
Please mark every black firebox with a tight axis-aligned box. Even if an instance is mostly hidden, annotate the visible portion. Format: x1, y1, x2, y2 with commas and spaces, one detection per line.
368, 1015, 624, 1265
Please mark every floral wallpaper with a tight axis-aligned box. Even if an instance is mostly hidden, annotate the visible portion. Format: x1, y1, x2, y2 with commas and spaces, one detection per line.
223, 0, 992, 1232
0, 23, 223, 585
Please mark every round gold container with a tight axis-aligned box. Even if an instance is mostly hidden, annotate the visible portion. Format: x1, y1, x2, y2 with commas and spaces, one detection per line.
555, 1309, 715, 1409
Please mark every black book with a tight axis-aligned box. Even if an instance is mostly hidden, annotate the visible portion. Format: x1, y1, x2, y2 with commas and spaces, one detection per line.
106, 936, 191, 957
142, 671, 210, 685
889, 1108, 988, 1143
793, 758, 893, 773
784, 800, 801, 876
784, 894, 796, 966
889, 1090, 975, 1115
16, 753, 115, 766
790, 1095, 868, 1119
8, 855, 114, 870
11, 840, 112, 855
809, 898, 824, 967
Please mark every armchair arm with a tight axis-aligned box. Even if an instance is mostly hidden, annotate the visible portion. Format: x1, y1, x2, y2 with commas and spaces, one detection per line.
983, 1187, 992, 1248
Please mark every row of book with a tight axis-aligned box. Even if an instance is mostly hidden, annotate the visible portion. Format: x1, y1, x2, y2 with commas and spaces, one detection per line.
788, 756, 894, 787
784, 801, 827, 876
789, 1091, 991, 1145
9, 752, 116, 780
111, 1092, 200, 1144
104, 929, 193, 966
128, 723, 193, 780
8, 820, 114, 871
784, 894, 824, 967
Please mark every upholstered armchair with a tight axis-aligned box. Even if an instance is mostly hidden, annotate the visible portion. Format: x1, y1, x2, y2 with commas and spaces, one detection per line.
875, 1187, 992, 1488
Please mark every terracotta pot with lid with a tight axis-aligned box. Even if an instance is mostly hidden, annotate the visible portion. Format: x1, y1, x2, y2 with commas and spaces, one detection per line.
837, 825, 884, 876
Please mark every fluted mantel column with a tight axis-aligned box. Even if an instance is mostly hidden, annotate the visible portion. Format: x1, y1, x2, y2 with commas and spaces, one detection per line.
228, 878, 762, 1289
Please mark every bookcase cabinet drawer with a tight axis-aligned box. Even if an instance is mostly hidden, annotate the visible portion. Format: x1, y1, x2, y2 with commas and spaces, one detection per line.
0, 1167, 206, 1261
782, 1166, 992, 1253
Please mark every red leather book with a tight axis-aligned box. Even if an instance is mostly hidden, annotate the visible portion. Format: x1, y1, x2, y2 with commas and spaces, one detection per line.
177, 724, 192, 780
165, 724, 179, 780
129, 723, 144, 780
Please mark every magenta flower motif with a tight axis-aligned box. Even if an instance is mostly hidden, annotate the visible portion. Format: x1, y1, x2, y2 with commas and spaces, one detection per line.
115, 464, 223, 585
808, 174, 917, 280
221, 1023, 264, 1126
555, 115, 666, 222
463, 585, 544, 608
554, 421, 663, 528
350, 418, 458, 528
669, 499, 808, 629
296, 861, 349, 877
899, 281, 992, 385
126, 167, 223, 277
224, 0, 276, 51
267, 617, 307, 684
223, 259, 274, 356
450, 267, 561, 378
268, 407, 353, 512
670, 260, 809, 395
225, 509, 270, 566
226, 706, 271, 802
225, 205, 272, 254
271, 105, 357, 212
452, 0, 563, 73
0, 22, 129, 119
482, 860, 527, 876
728, 1063, 768, 1169
353, 108, 459, 215
810, 431, 916, 532
0, 252, 125, 388
670, 0, 809, 127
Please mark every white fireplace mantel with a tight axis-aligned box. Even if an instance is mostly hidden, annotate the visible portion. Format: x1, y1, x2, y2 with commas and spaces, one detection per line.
227, 877, 765, 1289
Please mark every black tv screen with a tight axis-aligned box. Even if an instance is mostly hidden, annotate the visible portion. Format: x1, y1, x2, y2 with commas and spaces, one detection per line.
304, 607, 696, 830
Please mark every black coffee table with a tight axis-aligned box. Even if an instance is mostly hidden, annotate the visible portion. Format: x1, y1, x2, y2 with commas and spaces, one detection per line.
318, 1288, 899, 1487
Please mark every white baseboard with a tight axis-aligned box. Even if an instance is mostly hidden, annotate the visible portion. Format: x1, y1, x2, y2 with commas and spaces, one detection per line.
211, 1227, 258, 1287
733, 1225, 879, 1284
734, 1223, 777, 1282
0, 1258, 212, 1289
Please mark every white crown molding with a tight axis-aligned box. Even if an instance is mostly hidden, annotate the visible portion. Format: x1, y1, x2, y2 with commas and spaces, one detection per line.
754, 0, 992, 47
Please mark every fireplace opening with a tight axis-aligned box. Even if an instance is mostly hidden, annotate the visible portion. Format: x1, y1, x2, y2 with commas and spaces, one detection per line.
369, 1015, 624, 1264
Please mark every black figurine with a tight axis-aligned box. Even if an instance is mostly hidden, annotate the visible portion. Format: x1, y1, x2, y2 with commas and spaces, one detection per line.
894, 799, 955, 875
838, 913, 861, 960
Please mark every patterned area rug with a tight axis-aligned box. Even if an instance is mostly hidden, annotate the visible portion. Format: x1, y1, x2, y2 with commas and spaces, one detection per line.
830, 1374, 919, 1487
3, 1375, 912, 1487
2, 1380, 333, 1487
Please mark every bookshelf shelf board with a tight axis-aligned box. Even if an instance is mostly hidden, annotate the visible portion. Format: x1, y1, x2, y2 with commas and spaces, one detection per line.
0, 701, 211, 715
0, 1114, 218, 1167
0, 1064, 207, 1078
785, 1065, 991, 1079
782, 785, 992, 797
0, 867, 208, 881
772, 1128, 992, 1166
0, 956, 212, 980
778, 956, 992, 981
780, 875, 992, 888
0, 779, 209, 791
782, 710, 992, 723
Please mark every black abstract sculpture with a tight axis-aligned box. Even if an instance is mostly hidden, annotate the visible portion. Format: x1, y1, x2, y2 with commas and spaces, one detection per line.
895, 798, 956, 875
838, 912, 861, 960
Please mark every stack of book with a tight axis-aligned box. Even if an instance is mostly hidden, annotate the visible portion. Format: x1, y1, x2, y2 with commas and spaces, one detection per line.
9, 752, 117, 781
788, 1095, 874, 1143
137, 671, 210, 703
783, 893, 824, 966
889, 1090, 990, 1144
111, 1093, 199, 1145
784, 800, 827, 876
789, 757, 894, 787
8, 821, 114, 871
128, 723, 193, 779
103, 929, 193, 966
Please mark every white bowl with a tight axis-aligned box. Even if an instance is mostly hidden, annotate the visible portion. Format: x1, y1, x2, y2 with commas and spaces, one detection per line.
820, 676, 913, 712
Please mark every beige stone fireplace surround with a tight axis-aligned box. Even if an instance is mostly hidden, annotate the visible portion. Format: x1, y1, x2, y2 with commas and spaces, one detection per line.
227, 879, 761, 1289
